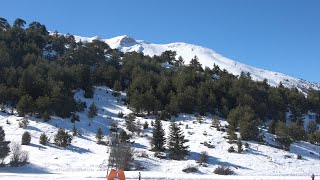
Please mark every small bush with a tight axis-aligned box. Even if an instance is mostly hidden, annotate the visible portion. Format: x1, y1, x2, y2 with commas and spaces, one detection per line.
19, 118, 29, 128
76, 100, 87, 112
10, 142, 29, 167
54, 128, 72, 147
42, 112, 51, 122
182, 165, 198, 173
72, 125, 78, 136
110, 122, 118, 132
118, 111, 124, 118
237, 139, 243, 153
244, 142, 249, 148
143, 121, 149, 129
214, 166, 234, 175
228, 146, 235, 153
297, 154, 302, 160
203, 141, 215, 148
71, 114, 80, 123
198, 151, 208, 164
21, 132, 31, 145
134, 161, 145, 170
39, 133, 49, 145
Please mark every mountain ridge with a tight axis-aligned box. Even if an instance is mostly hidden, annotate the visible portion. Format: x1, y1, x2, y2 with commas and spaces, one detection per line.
73, 34, 320, 92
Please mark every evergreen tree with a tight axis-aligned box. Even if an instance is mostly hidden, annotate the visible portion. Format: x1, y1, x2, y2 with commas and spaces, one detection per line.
21, 131, 31, 145
119, 129, 129, 143
167, 121, 189, 160
17, 94, 34, 116
237, 139, 243, 153
151, 118, 166, 151
95, 128, 104, 143
39, 133, 48, 145
143, 121, 149, 129
308, 120, 318, 134
125, 113, 137, 133
275, 121, 292, 150
88, 102, 98, 118
72, 125, 78, 136
0, 126, 10, 165
54, 128, 72, 147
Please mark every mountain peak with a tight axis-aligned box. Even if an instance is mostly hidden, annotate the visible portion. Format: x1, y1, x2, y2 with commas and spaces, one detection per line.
106, 35, 138, 49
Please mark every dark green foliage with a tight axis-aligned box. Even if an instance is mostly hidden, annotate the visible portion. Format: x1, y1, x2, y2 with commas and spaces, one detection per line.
110, 123, 118, 132
308, 120, 318, 134
125, 113, 137, 133
268, 119, 277, 134
297, 154, 302, 160
119, 129, 129, 143
21, 131, 31, 145
39, 133, 48, 145
151, 118, 166, 151
198, 151, 208, 164
182, 165, 198, 173
143, 121, 149, 129
71, 114, 80, 123
17, 95, 34, 116
54, 128, 72, 147
288, 122, 307, 141
0, 126, 10, 164
227, 106, 259, 141
95, 128, 104, 143
19, 118, 29, 128
88, 102, 98, 118
72, 125, 78, 136
228, 146, 235, 153
117, 111, 124, 118
167, 121, 189, 160
76, 100, 87, 112
275, 121, 292, 150
237, 139, 243, 153
214, 166, 234, 175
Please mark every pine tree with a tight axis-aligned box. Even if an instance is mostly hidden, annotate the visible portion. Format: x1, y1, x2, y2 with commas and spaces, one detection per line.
72, 125, 78, 136
275, 121, 292, 150
39, 133, 48, 145
167, 121, 189, 160
0, 126, 10, 165
143, 121, 149, 129
308, 120, 318, 134
125, 113, 137, 133
21, 131, 31, 145
151, 118, 166, 151
88, 102, 98, 118
237, 139, 243, 153
54, 128, 72, 147
96, 128, 104, 144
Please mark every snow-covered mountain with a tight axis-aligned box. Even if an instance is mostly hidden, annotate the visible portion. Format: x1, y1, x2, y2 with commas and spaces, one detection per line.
74, 35, 320, 92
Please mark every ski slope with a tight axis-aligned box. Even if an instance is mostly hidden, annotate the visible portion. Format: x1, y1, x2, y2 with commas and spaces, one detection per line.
1, 87, 320, 179
73, 35, 320, 92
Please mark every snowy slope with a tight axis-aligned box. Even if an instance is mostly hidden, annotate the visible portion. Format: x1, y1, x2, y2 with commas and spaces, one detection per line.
73, 35, 320, 92
1, 86, 320, 179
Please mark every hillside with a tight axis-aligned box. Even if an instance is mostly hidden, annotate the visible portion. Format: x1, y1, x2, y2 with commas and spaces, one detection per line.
74, 35, 320, 92
1, 86, 320, 179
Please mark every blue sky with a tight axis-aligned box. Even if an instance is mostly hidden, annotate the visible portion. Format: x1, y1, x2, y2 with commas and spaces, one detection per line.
2, 0, 320, 82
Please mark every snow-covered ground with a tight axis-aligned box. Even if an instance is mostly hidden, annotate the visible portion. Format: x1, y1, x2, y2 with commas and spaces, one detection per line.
1, 87, 320, 179
73, 35, 320, 92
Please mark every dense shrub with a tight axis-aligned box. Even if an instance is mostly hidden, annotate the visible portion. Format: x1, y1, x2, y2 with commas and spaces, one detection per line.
214, 166, 234, 175
21, 132, 31, 145
54, 128, 72, 147
182, 165, 198, 173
